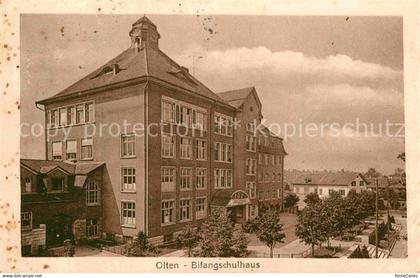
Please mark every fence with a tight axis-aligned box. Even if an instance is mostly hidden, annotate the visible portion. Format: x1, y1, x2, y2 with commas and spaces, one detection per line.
253, 247, 311, 258
102, 244, 130, 256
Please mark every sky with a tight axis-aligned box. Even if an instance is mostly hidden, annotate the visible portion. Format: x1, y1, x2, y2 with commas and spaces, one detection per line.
20, 14, 405, 174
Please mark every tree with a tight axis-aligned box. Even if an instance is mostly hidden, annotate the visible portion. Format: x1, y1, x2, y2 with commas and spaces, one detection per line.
283, 193, 299, 209
379, 187, 400, 209
323, 191, 347, 244
250, 210, 285, 258
176, 224, 200, 257
128, 231, 157, 257
195, 209, 248, 257
365, 168, 382, 178
295, 202, 328, 257
304, 192, 321, 206
349, 245, 370, 258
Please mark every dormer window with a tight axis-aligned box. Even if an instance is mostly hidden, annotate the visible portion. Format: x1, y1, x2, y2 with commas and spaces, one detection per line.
92, 64, 120, 79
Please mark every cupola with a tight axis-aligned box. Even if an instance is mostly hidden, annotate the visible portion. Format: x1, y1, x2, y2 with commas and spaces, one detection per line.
129, 16, 160, 50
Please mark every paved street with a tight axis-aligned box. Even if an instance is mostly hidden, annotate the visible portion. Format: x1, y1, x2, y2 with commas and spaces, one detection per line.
389, 214, 408, 258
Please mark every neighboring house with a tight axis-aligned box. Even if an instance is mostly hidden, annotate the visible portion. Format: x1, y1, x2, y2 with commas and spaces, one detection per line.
291, 171, 368, 209
29, 16, 287, 246
20, 159, 104, 255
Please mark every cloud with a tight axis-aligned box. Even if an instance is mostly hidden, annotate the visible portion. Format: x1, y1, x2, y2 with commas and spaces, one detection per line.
173, 45, 402, 83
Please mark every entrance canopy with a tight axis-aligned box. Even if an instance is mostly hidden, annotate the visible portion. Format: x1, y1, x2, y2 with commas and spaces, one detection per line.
210, 189, 250, 207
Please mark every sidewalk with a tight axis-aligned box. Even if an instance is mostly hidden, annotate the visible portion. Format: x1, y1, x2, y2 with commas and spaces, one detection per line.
389, 217, 408, 258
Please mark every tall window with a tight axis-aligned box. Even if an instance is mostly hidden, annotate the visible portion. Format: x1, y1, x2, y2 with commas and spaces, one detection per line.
247, 182, 257, 199
180, 137, 192, 159
86, 181, 100, 205
121, 202, 136, 226
21, 212, 32, 230
214, 114, 233, 136
85, 102, 94, 122
180, 168, 192, 190
161, 134, 175, 158
214, 169, 232, 189
196, 139, 207, 160
66, 140, 77, 160
196, 168, 207, 189
195, 197, 207, 220
271, 155, 275, 166
264, 154, 269, 165
180, 106, 192, 127
51, 177, 64, 192
162, 100, 175, 123
121, 168, 136, 192
258, 154, 262, 165
76, 104, 85, 124
179, 199, 192, 222
247, 122, 255, 133
86, 219, 98, 237
214, 142, 232, 162
195, 110, 206, 130
246, 135, 256, 152
161, 167, 176, 192
121, 133, 136, 158
161, 200, 175, 225
59, 108, 67, 126
67, 106, 75, 125
81, 138, 93, 160
52, 141, 62, 160
246, 159, 257, 175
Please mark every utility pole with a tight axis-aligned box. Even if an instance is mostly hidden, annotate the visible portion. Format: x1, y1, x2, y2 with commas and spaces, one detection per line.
375, 178, 379, 259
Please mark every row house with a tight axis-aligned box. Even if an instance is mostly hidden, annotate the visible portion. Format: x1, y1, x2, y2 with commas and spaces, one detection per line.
28, 16, 287, 246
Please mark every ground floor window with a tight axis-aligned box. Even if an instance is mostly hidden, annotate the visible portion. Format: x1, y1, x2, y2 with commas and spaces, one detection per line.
249, 204, 258, 218
179, 199, 192, 222
195, 197, 207, 220
161, 200, 175, 225
86, 219, 98, 237
121, 202, 136, 226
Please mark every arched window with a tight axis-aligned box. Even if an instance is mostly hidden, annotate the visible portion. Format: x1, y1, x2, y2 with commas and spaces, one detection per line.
231, 190, 248, 200
86, 181, 100, 206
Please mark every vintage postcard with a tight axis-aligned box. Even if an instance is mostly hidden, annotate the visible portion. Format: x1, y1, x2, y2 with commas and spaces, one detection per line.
0, 0, 419, 274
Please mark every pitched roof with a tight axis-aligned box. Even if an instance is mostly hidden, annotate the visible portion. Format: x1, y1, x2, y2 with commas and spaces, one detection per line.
37, 19, 227, 105
21, 159, 104, 176
21, 159, 76, 174
217, 87, 255, 108
292, 171, 367, 186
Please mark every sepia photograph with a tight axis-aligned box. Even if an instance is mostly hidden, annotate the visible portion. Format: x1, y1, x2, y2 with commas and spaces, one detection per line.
17, 13, 407, 260
1, 0, 420, 275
